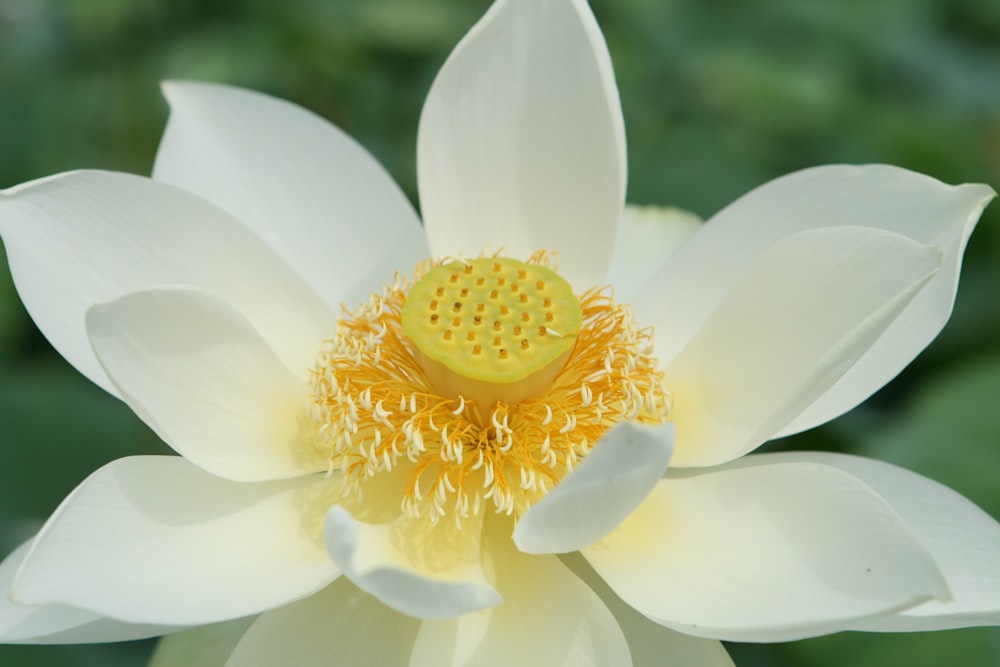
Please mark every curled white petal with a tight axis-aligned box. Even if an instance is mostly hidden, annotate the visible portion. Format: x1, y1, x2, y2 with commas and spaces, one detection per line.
323, 507, 500, 620
513, 421, 675, 554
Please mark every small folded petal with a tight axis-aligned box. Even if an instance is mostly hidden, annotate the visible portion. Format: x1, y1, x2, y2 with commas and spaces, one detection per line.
418, 0, 626, 290
583, 461, 949, 642
12, 456, 338, 626
324, 507, 500, 620
0, 540, 181, 644
665, 226, 940, 467
513, 421, 675, 554
605, 205, 702, 302
149, 618, 254, 667
637, 164, 995, 433
410, 516, 630, 666
224, 579, 419, 667
87, 287, 325, 482
0, 171, 333, 394
743, 452, 1000, 632
154, 81, 429, 309
561, 552, 735, 667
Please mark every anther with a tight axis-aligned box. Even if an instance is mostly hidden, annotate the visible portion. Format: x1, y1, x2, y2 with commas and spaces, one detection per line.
520, 339, 530, 349
513, 325, 522, 335
460, 288, 469, 297
466, 332, 476, 342
453, 302, 462, 311
499, 349, 509, 359
521, 312, 530, 322
493, 321, 501, 331
453, 317, 461, 327
436, 287, 445, 297
518, 269, 527, 279
449, 274, 458, 283
430, 300, 438, 310
519, 293, 528, 303
443, 330, 452, 341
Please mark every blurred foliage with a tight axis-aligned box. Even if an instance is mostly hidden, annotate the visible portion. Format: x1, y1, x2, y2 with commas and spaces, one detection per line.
0, 0, 998, 665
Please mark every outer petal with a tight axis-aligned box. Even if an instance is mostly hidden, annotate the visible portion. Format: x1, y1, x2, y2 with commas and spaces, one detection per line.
561, 552, 735, 667
154, 81, 429, 309
583, 461, 950, 642
741, 452, 1000, 632
149, 619, 254, 667
410, 516, 630, 666
513, 421, 675, 554
224, 579, 419, 667
605, 205, 701, 303
636, 165, 995, 434
324, 507, 500, 620
666, 226, 940, 467
417, 0, 626, 290
0, 540, 181, 644
0, 171, 334, 394
87, 287, 325, 482
12, 456, 339, 626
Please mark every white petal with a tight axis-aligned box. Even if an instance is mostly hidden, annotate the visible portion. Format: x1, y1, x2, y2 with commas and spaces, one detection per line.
324, 507, 499, 620
87, 287, 324, 482
741, 452, 1000, 632
12, 456, 338, 626
666, 226, 940, 467
149, 618, 254, 667
583, 461, 949, 642
605, 205, 702, 302
514, 421, 675, 554
410, 516, 630, 666
637, 165, 995, 433
561, 552, 735, 667
225, 579, 419, 667
417, 0, 626, 289
0, 540, 182, 644
0, 171, 334, 394
154, 81, 429, 309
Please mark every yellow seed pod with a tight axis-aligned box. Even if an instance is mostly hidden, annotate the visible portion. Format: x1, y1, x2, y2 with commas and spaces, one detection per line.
402, 257, 582, 408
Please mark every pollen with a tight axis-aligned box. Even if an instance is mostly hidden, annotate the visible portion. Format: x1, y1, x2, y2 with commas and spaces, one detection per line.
309, 251, 670, 525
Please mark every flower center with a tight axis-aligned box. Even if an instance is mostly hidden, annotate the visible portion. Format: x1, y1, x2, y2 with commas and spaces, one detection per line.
309, 252, 670, 523
401, 257, 582, 416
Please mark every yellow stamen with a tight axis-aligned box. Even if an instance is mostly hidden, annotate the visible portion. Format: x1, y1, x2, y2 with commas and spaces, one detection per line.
309, 252, 670, 524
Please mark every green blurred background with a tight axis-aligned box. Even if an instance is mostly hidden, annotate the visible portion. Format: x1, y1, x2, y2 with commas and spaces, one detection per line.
1, 0, 998, 665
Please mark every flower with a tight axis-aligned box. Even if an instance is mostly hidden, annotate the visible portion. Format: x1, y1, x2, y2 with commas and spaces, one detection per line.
0, 0, 998, 664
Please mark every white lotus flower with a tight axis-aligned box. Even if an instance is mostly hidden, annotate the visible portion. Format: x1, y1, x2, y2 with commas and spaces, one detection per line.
1, 0, 997, 665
